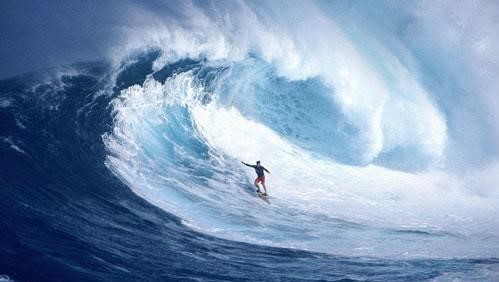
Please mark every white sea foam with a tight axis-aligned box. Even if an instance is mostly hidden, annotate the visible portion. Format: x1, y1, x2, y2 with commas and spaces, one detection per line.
104, 69, 499, 258
1, 137, 27, 155
0, 274, 15, 282
102, 0, 499, 258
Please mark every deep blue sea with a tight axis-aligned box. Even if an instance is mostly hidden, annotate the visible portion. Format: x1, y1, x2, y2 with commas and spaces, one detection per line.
1, 1, 499, 281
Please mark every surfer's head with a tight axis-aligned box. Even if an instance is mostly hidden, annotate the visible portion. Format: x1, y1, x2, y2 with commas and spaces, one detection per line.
256, 161, 261, 165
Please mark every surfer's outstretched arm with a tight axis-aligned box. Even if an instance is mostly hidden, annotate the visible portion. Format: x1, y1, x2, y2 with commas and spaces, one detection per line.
263, 167, 271, 174
241, 161, 255, 168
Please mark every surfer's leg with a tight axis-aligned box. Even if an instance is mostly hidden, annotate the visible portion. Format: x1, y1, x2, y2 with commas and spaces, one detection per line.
254, 178, 261, 192
261, 176, 267, 195
262, 183, 268, 195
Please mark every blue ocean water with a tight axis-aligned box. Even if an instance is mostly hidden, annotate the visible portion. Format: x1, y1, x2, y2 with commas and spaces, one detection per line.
2, 1, 499, 281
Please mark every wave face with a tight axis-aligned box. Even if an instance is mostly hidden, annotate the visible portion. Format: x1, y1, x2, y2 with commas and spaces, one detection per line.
2, 1, 499, 281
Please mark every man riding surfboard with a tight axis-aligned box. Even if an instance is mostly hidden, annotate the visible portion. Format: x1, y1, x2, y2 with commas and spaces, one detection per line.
242, 161, 271, 196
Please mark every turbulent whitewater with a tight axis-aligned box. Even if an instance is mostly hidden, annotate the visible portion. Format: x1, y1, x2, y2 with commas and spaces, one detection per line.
1, 1, 499, 281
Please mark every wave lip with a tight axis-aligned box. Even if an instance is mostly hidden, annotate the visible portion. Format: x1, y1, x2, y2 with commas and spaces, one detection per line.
117, 0, 451, 168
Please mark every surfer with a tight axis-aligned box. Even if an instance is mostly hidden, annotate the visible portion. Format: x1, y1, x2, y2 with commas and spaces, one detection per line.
241, 161, 271, 196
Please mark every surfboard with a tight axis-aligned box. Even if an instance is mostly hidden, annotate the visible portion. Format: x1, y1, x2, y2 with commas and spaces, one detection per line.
257, 191, 270, 204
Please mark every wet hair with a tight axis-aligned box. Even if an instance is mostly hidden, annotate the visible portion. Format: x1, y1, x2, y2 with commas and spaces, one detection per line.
256, 160, 261, 164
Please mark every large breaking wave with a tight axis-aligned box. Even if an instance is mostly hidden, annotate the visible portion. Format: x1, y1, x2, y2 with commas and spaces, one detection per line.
2, 0, 499, 281
101, 0, 499, 258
